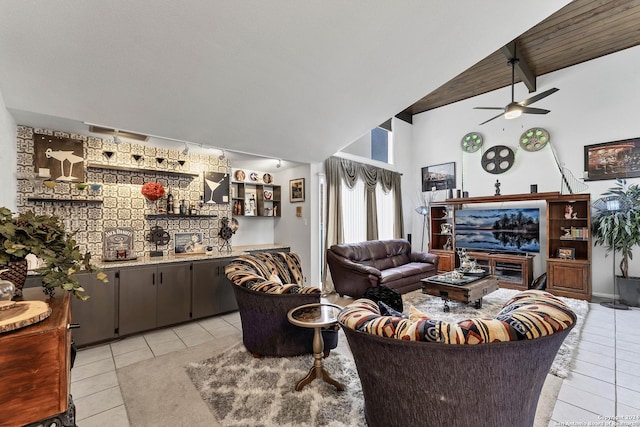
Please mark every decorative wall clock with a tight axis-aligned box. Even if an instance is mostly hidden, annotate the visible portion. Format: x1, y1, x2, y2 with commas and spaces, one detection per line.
481, 145, 515, 174
461, 132, 484, 152
520, 128, 550, 152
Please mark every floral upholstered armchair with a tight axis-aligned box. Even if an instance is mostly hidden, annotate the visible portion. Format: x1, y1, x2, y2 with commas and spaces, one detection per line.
225, 252, 338, 357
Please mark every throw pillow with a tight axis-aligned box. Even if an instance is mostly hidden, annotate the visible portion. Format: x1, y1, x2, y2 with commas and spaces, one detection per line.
269, 269, 283, 285
378, 301, 407, 318
409, 305, 430, 321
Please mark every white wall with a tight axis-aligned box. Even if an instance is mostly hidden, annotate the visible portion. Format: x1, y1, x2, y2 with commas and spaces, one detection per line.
409, 45, 640, 299
0, 90, 17, 210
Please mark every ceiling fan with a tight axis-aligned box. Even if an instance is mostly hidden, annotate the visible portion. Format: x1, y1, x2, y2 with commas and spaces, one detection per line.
475, 55, 559, 125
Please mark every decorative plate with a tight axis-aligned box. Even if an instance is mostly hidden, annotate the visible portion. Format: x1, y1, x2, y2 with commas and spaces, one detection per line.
249, 172, 258, 181
520, 128, 550, 152
461, 132, 484, 153
264, 190, 273, 200
481, 145, 515, 174
263, 173, 273, 184
234, 170, 246, 181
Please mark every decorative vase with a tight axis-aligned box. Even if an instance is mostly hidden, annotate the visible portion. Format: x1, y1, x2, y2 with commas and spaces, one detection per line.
0, 259, 28, 297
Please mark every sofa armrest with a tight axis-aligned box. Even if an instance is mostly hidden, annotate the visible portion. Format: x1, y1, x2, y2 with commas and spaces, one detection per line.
411, 252, 439, 267
337, 259, 382, 277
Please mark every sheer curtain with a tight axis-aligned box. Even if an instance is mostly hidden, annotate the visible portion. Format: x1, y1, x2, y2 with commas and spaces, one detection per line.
322, 156, 404, 293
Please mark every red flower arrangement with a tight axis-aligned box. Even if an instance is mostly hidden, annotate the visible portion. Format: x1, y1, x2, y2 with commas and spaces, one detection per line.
141, 182, 165, 201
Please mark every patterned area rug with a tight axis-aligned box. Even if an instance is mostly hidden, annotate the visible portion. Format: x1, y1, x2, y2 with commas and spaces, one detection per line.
186, 339, 365, 427
403, 288, 589, 378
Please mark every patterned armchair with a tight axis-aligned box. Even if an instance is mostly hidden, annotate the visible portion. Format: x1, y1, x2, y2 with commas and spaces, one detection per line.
338, 290, 576, 427
225, 252, 338, 357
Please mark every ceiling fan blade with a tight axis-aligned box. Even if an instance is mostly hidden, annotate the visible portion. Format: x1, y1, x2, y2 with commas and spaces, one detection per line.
479, 112, 505, 125
474, 107, 505, 110
521, 107, 551, 115
519, 87, 559, 106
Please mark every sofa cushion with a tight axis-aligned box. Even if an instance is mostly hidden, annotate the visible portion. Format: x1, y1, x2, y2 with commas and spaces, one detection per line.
338, 290, 576, 345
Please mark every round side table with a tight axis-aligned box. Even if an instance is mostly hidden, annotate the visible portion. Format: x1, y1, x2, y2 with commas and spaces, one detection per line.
287, 302, 345, 392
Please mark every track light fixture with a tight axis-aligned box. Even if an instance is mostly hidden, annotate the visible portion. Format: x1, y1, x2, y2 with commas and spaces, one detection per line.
113, 130, 122, 144
276, 159, 282, 168
181, 142, 189, 155
219, 149, 226, 160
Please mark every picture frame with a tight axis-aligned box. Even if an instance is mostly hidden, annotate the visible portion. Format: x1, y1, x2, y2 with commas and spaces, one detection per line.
422, 162, 456, 192
557, 247, 575, 260
33, 134, 85, 182
174, 232, 205, 255
584, 138, 640, 181
203, 172, 230, 204
290, 178, 305, 203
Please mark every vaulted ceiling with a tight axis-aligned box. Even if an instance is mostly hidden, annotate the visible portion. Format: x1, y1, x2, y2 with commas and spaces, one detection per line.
402, 0, 640, 118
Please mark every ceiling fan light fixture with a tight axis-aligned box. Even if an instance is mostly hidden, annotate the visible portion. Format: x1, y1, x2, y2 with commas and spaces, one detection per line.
504, 104, 523, 120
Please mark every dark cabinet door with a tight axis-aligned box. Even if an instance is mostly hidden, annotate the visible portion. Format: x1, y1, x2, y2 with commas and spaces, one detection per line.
72, 270, 117, 347
119, 266, 157, 336
157, 263, 192, 327
192, 259, 238, 319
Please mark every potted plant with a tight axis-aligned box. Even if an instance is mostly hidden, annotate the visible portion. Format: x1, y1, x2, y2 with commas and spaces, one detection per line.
591, 179, 640, 307
0, 207, 107, 300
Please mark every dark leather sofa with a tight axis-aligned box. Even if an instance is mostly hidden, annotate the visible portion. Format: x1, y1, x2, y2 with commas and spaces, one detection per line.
326, 239, 439, 298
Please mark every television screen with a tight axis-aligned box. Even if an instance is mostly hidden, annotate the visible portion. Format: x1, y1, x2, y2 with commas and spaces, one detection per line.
454, 208, 540, 253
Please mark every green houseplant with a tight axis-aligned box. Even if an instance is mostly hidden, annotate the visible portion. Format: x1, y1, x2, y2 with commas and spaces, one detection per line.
591, 179, 640, 306
0, 207, 107, 299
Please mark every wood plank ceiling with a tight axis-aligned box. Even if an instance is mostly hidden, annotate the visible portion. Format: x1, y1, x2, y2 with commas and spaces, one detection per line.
402, 0, 640, 118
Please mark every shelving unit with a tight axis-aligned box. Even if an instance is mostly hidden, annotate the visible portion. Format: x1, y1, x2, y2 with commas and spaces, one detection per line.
86, 162, 199, 178
428, 204, 455, 272
427, 191, 591, 300
145, 214, 217, 219
546, 194, 591, 301
231, 181, 281, 217
27, 197, 103, 204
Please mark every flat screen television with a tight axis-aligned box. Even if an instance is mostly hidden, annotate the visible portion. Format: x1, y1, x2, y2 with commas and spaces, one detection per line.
454, 208, 540, 254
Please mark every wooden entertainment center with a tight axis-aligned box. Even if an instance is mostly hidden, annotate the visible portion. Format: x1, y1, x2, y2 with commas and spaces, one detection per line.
429, 191, 591, 301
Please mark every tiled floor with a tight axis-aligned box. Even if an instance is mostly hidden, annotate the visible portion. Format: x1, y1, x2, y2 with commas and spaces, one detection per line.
71, 299, 640, 427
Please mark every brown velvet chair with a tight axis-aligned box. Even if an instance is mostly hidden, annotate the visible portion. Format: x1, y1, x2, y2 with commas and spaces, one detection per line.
338, 290, 576, 427
225, 252, 338, 357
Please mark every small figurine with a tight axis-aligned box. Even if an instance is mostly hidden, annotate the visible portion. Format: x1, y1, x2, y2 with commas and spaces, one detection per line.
495, 179, 501, 196
564, 204, 574, 219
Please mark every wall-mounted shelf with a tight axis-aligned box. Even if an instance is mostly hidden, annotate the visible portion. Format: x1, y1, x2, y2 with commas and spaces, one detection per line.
27, 197, 103, 204
445, 191, 560, 205
86, 163, 199, 178
145, 214, 218, 219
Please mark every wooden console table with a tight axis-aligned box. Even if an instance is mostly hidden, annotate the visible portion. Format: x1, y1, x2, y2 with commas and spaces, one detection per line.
0, 288, 75, 426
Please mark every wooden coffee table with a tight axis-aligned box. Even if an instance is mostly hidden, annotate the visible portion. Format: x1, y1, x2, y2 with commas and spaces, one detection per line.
421, 273, 499, 312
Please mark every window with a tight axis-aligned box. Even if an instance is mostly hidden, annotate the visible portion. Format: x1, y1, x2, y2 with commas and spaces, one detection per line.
341, 178, 366, 243
376, 185, 394, 240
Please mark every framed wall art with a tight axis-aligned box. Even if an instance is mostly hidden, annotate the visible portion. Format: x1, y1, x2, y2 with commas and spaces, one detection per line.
204, 172, 230, 203
174, 232, 205, 254
290, 178, 305, 202
557, 247, 575, 260
34, 134, 85, 182
584, 138, 640, 181
421, 162, 455, 191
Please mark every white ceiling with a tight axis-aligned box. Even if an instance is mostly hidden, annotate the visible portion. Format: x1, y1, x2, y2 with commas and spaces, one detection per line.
0, 1, 570, 170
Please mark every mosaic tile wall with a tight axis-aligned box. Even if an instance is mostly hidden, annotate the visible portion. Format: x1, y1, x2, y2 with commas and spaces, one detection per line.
15, 126, 232, 259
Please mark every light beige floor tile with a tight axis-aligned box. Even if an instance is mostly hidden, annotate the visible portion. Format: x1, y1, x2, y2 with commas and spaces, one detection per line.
556, 382, 615, 417
198, 317, 230, 331
180, 331, 216, 347
576, 340, 615, 357
148, 338, 187, 356
563, 372, 616, 401
616, 371, 640, 393
616, 348, 640, 364
550, 401, 603, 425
143, 328, 179, 345
113, 347, 154, 369
71, 357, 115, 382
77, 405, 130, 427
172, 322, 208, 338
616, 339, 640, 354
75, 386, 124, 421
574, 348, 615, 370
617, 386, 640, 410
617, 403, 640, 418
580, 332, 615, 348
71, 371, 119, 399
571, 359, 615, 384
110, 336, 149, 356
615, 358, 640, 376
74, 345, 113, 367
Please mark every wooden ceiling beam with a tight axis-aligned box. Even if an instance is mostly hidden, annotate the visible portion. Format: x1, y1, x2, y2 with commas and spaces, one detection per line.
500, 42, 536, 93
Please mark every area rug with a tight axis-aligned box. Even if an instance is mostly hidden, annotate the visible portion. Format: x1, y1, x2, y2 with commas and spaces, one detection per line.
186, 339, 365, 427
403, 288, 589, 378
